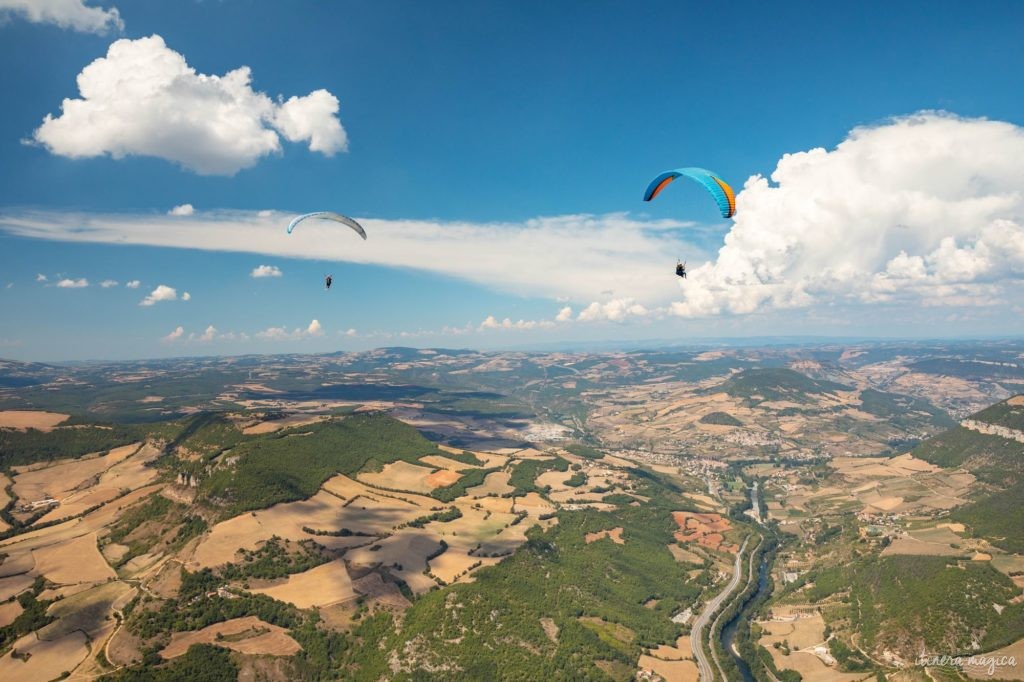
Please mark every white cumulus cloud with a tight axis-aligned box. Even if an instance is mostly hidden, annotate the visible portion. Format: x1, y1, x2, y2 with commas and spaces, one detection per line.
671, 112, 1024, 317
32, 35, 348, 175
256, 319, 324, 341
555, 306, 573, 322
181, 291, 191, 301
577, 298, 649, 323
478, 315, 553, 332
56, 277, 88, 288
124, 279, 139, 288
100, 279, 118, 288
250, 264, 282, 278
35, 273, 47, 282
0, 0, 122, 34
140, 284, 176, 306
272, 90, 347, 155
162, 325, 183, 342
168, 203, 194, 216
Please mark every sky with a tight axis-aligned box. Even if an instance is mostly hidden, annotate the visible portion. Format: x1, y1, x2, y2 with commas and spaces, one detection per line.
1, 0, 1023, 361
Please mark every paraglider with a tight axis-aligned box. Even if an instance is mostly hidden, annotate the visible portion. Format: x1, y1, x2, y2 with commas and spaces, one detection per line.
644, 168, 734, 281
286, 212, 366, 290
286, 212, 367, 239
643, 167, 736, 219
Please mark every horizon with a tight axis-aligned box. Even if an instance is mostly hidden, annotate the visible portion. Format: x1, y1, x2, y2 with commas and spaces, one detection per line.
4, 332, 1024, 366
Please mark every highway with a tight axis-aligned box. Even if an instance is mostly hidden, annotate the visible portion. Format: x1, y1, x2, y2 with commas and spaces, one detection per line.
691, 536, 749, 681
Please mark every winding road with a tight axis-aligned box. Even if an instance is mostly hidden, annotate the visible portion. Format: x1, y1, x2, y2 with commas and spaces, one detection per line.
691, 536, 749, 681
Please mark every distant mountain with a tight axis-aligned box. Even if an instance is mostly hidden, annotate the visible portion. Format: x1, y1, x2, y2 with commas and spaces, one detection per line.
909, 358, 1024, 380
0, 358, 61, 387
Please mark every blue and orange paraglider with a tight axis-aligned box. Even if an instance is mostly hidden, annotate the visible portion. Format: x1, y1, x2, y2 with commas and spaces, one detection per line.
643, 167, 736, 219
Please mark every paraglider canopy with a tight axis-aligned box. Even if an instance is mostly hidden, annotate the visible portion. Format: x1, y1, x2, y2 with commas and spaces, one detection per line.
286, 212, 367, 239
643, 167, 736, 219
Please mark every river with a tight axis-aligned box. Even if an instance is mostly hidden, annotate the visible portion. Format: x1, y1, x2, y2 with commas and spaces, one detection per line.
720, 548, 771, 681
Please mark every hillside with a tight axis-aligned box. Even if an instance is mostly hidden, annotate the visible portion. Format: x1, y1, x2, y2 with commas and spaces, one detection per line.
805, 555, 1023, 658
914, 395, 1024, 480
200, 413, 444, 514
719, 368, 852, 404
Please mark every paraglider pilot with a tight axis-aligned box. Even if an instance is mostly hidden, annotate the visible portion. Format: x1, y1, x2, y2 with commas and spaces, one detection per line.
325, 275, 333, 290
676, 261, 686, 279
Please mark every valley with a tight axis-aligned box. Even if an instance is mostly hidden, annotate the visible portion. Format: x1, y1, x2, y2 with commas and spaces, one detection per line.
0, 340, 1022, 680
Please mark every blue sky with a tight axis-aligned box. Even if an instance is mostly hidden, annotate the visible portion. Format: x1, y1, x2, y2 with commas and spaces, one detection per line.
1, 1, 1024, 360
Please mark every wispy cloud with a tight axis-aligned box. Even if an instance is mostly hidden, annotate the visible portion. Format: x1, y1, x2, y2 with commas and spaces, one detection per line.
125, 280, 140, 289
100, 279, 118, 288
35, 273, 47, 282
56, 277, 89, 288
0, 0, 123, 34
0, 210, 698, 306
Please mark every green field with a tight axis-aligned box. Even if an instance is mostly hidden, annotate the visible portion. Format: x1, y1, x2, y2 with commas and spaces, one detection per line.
201, 413, 442, 514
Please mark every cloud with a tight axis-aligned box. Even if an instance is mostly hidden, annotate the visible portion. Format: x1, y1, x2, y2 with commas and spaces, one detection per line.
140, 284, 176, 306
670, 112, 1024, 317
56, 277, 88, 288
31, 35, 348, 175
0, 0, 123, 34
256, 319, 323, 341
478, 315, 554, 332
198, 325, 216, 342
181, 291, 191, 301
476, 304, 582, 332
168, 203, 194, 216
272, 90, 347, 155
0, 210, 696, 305
577, 298, 650, 323
11, 112, 1023, 327
35, 273, 47, 282
124, 279, 140, 288
250, 264, 282, 278
100, 279, 118, 288
344, 328, 357, 337
162, 325, 183, 342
